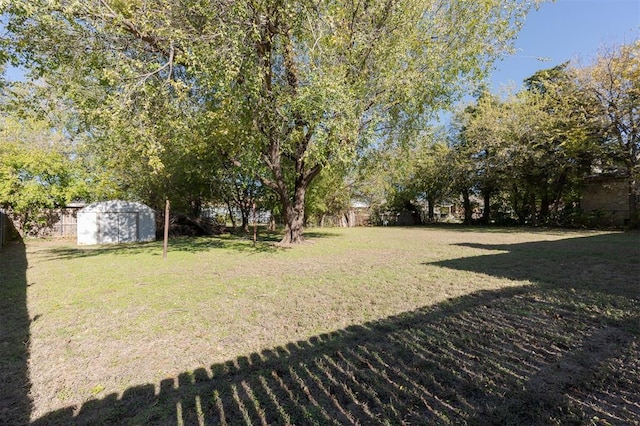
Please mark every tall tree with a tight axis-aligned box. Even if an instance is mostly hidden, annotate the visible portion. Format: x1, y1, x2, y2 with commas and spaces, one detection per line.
521, 63, 600, 223
574, 42, 640, 225
214, 161, 266, 232
0, 86, 90, 234
2, 0, 541, 243
453, 67, 600, 226
412, 136, 452, 222
454, 93, 506, 224
385, 130, 453, 223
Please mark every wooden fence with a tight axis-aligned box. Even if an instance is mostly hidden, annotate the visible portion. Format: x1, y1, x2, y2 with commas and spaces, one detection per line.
47, 208, 79, 237
2, 207, 82, 240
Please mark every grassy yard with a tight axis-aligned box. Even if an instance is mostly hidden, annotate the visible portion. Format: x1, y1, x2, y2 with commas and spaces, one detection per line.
1, 226, 639, 425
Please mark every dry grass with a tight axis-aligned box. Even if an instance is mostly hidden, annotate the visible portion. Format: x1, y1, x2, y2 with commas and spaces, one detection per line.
1, 226, 638, 425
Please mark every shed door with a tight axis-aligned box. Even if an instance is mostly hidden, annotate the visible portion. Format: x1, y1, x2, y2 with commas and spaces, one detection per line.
98, 212, 139, 244
118, 212, 138, 242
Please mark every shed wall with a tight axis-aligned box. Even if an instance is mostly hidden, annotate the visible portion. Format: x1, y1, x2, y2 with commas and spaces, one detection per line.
77, 201, 155, 245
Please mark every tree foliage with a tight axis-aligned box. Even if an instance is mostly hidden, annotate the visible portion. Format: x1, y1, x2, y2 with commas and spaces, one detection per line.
574, 41, 640, 224
438, 44, 636, 227
0, 84, 91, 234
305, 164, 352, 227
373, 129, 452, 223
1, 0, 540, 243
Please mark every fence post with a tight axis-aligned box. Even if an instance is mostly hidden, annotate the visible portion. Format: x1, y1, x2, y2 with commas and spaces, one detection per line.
163, 200, 170, 260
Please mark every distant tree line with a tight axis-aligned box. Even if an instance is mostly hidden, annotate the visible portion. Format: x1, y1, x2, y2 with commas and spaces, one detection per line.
366, 42, 638, 228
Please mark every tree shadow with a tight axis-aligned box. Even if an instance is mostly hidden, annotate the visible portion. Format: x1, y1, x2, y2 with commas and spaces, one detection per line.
429, 232, 640, 300
41, 229, 348, 261
396, 223, 605, 236
301, 231, 344, 239
0, 240, 32, 426
39, 235, 288, 261
30, 230, 640, 425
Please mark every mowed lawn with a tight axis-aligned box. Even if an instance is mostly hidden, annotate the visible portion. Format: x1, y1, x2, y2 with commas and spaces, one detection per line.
1, 227, 639, 425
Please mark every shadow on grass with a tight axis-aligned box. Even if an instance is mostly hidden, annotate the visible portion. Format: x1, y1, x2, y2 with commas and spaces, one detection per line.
0, 241, 32, 426
395, 223, 608, 236
40, 236, 283, 260
30, 233, 640, 425
228, 228, 343, 240
432, 231, 640, 300
301, 230, 344, 239
40, 230, 344, 261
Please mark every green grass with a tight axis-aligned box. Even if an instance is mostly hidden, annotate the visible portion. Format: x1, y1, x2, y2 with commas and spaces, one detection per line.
1, 226, 638, 425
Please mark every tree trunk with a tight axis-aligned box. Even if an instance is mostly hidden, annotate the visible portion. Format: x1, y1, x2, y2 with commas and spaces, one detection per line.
529, 192, 538, 226
189, 197, 202, 218
263, 128, 321, 244
551, 170, 568, 220
462, 190, 472, 224
270, 162, 313, 244
482, 190, 491, 225
280, 190, 306, 244
427, 196, 435, 222
19, 211, 28, 238
240, 200, 251, 233
225, 199, 236, 231
629, 177, 639, 227
540, 186, 550, 223
512, 185, 525, 225
268, 212, 276, 232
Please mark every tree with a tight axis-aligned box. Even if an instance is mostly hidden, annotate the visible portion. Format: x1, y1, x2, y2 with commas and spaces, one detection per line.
451, 64, 600, 226
446, 132, 477, 224
0, 100, 88, 234
521, 63, 601, 224
381, 130, 453, 223
412, 136, 452, 222
353, 147, 404, 221
2, 0, 542, 243
574, 42, 640, 225
453, 93, 507, 224
214, 161, 266, 232
305, 165, 352, 227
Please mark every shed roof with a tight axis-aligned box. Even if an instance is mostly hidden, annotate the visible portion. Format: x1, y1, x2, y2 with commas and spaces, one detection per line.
80, 200, 154, 213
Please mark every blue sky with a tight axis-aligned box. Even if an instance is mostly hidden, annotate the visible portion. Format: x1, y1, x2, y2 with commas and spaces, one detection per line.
490, 0, 639, 92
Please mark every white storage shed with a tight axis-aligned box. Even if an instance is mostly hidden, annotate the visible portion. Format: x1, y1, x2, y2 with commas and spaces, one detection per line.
77, 201, 156, 245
